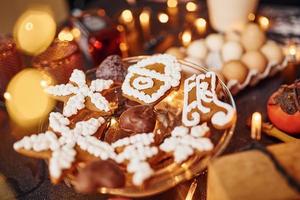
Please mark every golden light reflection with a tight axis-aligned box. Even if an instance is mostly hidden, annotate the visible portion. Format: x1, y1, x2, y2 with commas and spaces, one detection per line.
194, 18, 206, 34
158, 13, 169, 23
5, 69, 55, 128
120, 9, 134, 23
258, 16, 270, 30
71, 28, 81, 38
288, 44, 297, 56
167, 0, 178, 8
181, 30, 192, 47
248, 13, 255, 21
13, 9, 56, 55
186, 2, 197, 12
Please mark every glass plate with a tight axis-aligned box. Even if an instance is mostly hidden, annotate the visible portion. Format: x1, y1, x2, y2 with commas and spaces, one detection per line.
64, 56, 237, 197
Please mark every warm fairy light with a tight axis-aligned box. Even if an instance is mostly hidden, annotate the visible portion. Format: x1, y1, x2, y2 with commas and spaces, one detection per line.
288, 44, 297, 56
248, 13, 255, 21
58, 29, 74, 42
167, 0, 178, 8
13, 9, 56, 55
139, 10, 150, 26
71, 28, 81, 38
186, 2, 197, 12
258, 16, 270, 30
194, 18, 206, 33
3, 92, 11, 101
181, 30, 192, 47
251, 112, 262, 140
120, 9, 133, 23
158, 13, 169, 23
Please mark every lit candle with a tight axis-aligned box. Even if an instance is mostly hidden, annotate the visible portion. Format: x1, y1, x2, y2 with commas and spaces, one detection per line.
186, 2, 197, 12
194, 18, 206, 34
181, 30, 192, 47
258, 16, 270, 31
251, 112, 262, 140
158, 12, 169, 24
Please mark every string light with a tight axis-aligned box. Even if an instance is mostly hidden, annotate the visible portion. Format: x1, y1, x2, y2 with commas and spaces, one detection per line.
248, 13, 255, 21
120, 9, 133, 23
58, 29, 74, 41
167, 0, 178, 8
258, 16, 270, 30
186, 2, 197, 12
158, 13, 169, 23
194, 18, 206, 33
181, 30, 192, 47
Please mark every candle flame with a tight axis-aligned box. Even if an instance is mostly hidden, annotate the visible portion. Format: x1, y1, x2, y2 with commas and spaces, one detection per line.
251, 112, 262, 140
139, 10, 150, 25
194, 18, 206, 33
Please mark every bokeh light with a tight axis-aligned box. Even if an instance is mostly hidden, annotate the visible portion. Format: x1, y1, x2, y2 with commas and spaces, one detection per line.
58, 29, 74, 41
120, 9, 134, 23
158, 13, 169, 23
181, 30, 192, 46
167, 0, 178, 8
258, 16, 270, 30
186, 2, 197, 12
5, 68, 55, 128
13, 9, 56, 55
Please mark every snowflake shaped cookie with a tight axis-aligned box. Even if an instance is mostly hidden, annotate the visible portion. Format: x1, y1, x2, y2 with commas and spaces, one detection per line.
122, 54, 181, 104
14, 112, 115, 181
160, 123, 213, 163
112, 133, 158, 186
46, 69, 114, 117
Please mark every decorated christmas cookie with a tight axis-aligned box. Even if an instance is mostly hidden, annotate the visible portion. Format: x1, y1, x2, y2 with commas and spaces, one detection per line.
14, 112, 114, 183
46, 69, 116, 117
122, 54, 181, 104
182, 71, 235, 129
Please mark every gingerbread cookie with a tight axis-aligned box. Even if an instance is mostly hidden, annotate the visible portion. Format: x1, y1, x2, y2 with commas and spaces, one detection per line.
182, 71, 235, 129
13, 112, 115, 182
160, 123, 213, 163
46, 69, 115, 117
122, 54, 181, 105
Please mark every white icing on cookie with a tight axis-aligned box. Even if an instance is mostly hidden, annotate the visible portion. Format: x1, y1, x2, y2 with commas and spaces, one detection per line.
112, 133, 158, 186
132, 77, 154, 90
160, 123, 213, 163
182, 71, 235, 128
13, 112, 113, 179
122, 54, 181, 104
46, 69, 113, 117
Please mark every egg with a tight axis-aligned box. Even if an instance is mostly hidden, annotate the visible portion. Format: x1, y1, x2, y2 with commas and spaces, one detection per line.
221, 41, 244, 62
186, 39, 208, 60
225, 31, 241, 42
261, 40, 284, 65
165, 47, 186, 59
205, 33, 224, 52
241, 51, 267, 73
241, 23, 266, 51
222, 60, 248, 83
206, 52, 223, 70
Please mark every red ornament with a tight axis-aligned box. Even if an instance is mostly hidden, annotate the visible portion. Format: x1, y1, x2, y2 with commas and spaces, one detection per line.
32, 40, 84, 84
0, 36, 23, 98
